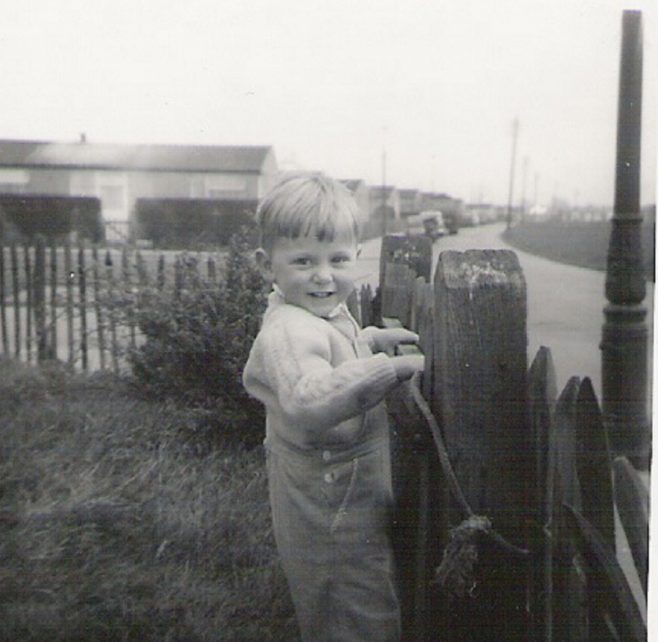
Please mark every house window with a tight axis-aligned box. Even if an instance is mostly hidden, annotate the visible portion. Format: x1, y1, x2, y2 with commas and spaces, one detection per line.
100, 185, 124, 210
0, 169, 28, 193
69, 171, 95, 196
190, 175, 205, 198
205, 174, 247, 198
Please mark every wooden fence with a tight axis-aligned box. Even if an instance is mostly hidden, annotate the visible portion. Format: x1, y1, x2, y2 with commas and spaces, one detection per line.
351, 236, 648, 641
0, 237, 224, 372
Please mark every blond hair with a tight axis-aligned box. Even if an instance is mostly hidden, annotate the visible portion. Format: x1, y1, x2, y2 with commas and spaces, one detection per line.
257, 173, 360, 250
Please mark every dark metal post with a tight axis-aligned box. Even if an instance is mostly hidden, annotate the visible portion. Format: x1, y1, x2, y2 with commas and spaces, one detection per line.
601, 10, 649, 468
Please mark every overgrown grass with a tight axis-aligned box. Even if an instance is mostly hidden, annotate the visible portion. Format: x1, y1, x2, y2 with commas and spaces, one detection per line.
0, 358, 297, 641
503, 218, 655, 281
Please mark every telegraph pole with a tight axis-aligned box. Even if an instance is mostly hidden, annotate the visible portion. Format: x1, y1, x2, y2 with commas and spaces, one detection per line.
506, 117, 519, 229
521, 156, 529, 223
382, 127, 388, 236
601, 10, 649, 468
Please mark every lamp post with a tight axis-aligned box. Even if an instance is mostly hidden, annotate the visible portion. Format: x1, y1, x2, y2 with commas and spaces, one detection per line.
601, 10, 650, 468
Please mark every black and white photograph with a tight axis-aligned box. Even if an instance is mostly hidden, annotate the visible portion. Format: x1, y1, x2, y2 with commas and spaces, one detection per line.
0, 1, 655, 640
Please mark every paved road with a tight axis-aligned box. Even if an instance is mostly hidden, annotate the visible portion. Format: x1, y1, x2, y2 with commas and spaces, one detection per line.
358, 222, 654, 400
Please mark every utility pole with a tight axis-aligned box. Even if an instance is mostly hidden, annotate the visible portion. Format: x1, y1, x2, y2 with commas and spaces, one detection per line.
506, 117, 519, 229
533, 171, 539, 215
521, 156, 529, 223
601, 10, 649, 468
381, 127, 388, 236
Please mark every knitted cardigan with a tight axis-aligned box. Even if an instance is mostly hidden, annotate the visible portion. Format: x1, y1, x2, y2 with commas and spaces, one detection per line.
243, 291, 399, 451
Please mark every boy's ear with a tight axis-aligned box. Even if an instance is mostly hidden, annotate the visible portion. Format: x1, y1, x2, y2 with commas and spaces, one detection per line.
254, 248, 273, 280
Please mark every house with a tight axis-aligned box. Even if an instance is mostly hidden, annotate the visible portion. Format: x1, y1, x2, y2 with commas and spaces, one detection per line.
368, 185, 400, 220
339, 179, 371, 223
0, 138, 278, 241
398, 188, 422, 219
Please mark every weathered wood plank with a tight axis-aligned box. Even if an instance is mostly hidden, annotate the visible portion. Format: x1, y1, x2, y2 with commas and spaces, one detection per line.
551, 377, 588, 642
612, 456, 648, 596
78, 245, 88, 371
0, 245, 8, 355
432, 249, 530, 640
379, 233, 433, 286
105, 250, 119, 373
92, 247, 106, 371
575, 378, 615, 550
48, 239, 58, 358
64, 241, 74, 366
563, 503, 646, 642
382, 262, 415, 326
527, 346, 557, 641
33, 237, 47, 362
24, 245, 33, 362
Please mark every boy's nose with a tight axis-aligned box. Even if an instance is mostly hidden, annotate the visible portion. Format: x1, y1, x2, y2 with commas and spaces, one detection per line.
311, 266, 333, 284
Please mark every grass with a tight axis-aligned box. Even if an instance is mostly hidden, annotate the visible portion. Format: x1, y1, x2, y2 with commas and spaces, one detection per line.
0, 358, 297, 642
503, 218, 655, 281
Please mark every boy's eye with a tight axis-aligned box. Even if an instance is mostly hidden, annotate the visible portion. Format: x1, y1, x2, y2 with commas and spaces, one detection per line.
332, 255, 351, 264
292, 257, 312, 266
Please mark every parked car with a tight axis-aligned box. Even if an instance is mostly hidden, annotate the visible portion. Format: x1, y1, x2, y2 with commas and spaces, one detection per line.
406, 210, 447, 241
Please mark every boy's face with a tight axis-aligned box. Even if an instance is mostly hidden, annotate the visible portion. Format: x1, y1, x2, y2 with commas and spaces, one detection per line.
258, 234, 359, 318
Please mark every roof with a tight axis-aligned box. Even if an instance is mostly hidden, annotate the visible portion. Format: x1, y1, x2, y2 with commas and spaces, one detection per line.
0, 139, 274, 173
339, 179, 365, 192
370, 185, 397, 197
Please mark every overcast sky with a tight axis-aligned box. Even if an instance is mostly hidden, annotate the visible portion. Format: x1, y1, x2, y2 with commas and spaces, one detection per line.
2, 0, 656, 206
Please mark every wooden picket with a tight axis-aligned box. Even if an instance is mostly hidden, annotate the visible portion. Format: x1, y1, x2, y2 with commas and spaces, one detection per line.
0, 240, 225, 373
357, 234, 648, 641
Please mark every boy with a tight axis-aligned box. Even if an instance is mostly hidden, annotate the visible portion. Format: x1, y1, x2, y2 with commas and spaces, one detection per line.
243, 174, 423, 641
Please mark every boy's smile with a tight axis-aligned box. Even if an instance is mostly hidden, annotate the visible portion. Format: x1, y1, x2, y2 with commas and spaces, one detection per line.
260, 235, 359, 317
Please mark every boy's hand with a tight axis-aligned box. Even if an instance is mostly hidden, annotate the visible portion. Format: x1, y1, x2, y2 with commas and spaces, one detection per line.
372, 328, 420, 354
391, 354, 425, 382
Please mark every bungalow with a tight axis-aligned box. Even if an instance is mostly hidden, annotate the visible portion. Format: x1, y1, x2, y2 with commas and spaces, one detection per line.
0, 138, 278, 241
368, 185, 400, 220
338, 179, 371, 224
398, 188, 422, 219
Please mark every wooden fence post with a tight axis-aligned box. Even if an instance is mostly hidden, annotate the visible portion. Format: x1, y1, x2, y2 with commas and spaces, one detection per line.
527, 346, 557, 641
92, 247, 106, 371
383, 292, 448, 641
49, 239, 58, 359
0, 246, 8, 355
105, 250, 119, 373
432, 249, 530, 640
613, 456, 649, 596
65, 240, 74, 367
379, 234, 433, 287
157, 254, 166, 290
602, 10, 650, 468
33, 236, 47, 362
122, 247, 137, 350
24, 245, 33, 363
551, 378, 592, 641
207, 255, 217, 284
78, 244, 88, 372
11, 244, 20, 358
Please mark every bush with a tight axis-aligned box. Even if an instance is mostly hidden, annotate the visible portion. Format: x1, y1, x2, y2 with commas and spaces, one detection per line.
127, 225, 267, 448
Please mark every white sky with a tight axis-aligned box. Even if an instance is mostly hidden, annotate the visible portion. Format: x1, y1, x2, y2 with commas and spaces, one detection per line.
2, 0, 657, 206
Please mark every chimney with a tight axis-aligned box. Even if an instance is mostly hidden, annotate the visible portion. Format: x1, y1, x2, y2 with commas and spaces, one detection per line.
79, 133, 87, 143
